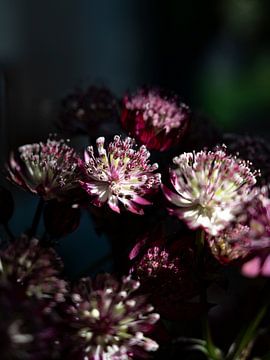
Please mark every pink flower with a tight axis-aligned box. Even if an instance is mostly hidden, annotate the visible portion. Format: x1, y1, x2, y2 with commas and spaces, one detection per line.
121, 89, 189, 151
66, 274, 159, 359
162, 147, 257, 235
79, 135, 161, 215
7, 137, 80, 200
239, 187, 270, 277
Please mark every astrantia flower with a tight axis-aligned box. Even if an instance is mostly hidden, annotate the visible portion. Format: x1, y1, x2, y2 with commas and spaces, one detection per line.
0, 279, 61, 360
131, 246, 181, 279
207, 224, 250, 264
7, 137, 80, 200
162, 147, 257, 235
0, 235, 68, 310
79, 135, 161, 214
58, 85, 120, 137
121, 89, 189, 151
66, 274, 159, 359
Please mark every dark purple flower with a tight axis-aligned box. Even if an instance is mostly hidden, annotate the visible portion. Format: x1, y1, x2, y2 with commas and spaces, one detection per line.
0, 279, 62, 359
65, 274, 159, 359
7, 137, 80, 201
58, 86, 120, 137
0, 235, 68, 310
121, 89, 189, 151
79, 135, 161, 215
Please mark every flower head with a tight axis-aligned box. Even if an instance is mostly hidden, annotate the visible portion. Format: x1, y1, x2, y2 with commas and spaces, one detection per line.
121, 89, 189, 151
0, 279, 61, 360
0, 235, 68, 310
7, 137, 80, 200
207, 224, 250, 264
129, 236, 198, 320
66, 274, 159, 359
58, 85, 120, 137
79, 135, 161, 214
162, 146, 257, 235
238, 187, 270, 277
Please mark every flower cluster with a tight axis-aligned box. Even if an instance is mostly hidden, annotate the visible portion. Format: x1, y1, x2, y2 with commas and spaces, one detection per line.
79, 135, 161, 214
0, 235, 68, 309
3, 82, 270, 359
162, 146, 257, 235
121, 89, 189, 151
66, 274, 159, 359
7, 138, 80, 201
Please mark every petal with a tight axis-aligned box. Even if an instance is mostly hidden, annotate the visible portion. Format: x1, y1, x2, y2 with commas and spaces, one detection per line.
242, 257, 261, 278
108, 195, 120, 213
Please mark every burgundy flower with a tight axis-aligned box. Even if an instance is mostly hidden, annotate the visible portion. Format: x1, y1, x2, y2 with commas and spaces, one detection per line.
79, 135, 161, 214
65, 274, 159, 359
121, 89, 189, 151
58, 85, 120, 137
129, 231, 199, 320
162, 146, 257, 235
0, 235, 68, 310
7, 137, 80, 201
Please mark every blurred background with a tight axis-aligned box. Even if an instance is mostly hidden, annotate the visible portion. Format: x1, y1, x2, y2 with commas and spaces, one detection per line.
0, 0, 270, 275
1, 0, 270, 153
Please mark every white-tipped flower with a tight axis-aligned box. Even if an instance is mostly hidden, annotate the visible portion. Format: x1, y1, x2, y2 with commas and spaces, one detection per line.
162, 146, 257, 235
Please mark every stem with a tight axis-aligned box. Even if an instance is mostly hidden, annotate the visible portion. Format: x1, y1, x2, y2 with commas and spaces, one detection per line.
226, 304, 267, 360
29, 198, 44, 238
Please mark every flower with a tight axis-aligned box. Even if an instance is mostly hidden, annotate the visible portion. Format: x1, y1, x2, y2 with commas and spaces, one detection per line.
58, 85, 120, 137
223, 133, 270, 185
66, 274, 159, 359
238, 187, 270, 277
162, 146, 257, 235
0, 235, 68, 310
79, 135, 161, 215
121, 89, 189, 151
207, 224, 250, 264
129, 236, 198, 320
7, 137, 80, 201
0, 279, 61, 360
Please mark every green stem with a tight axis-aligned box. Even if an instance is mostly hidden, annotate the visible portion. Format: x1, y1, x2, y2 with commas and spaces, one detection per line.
226, 305, 267, 360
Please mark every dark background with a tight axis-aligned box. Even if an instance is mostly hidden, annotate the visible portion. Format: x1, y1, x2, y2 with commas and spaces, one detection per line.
0, 0, 270, 276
